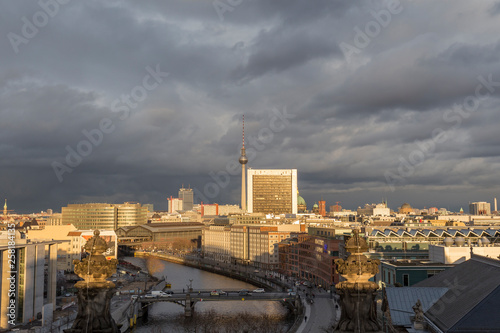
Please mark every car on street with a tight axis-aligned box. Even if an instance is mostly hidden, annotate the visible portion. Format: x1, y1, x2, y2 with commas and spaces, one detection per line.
239, 289, 251, 296
210, 290, 219, 296
144, 294, 156, 298
217, 289, 227, 295
288, 291, 297, 296
253, 288, 265, 293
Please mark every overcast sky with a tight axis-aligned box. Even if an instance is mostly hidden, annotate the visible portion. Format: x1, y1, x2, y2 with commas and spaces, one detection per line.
2, 0, 500, 213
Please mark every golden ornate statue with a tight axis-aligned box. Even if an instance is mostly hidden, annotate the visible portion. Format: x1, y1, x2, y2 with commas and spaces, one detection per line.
335, 229, 381, 332
66, 230, 119, 333
74, 230, 118, 288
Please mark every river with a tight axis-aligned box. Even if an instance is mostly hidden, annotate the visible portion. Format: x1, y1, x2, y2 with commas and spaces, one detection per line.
124, 257, 293, 333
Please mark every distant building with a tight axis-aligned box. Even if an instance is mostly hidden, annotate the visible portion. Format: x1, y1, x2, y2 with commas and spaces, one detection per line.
428, 207, 438, 214
116, 222, 203, 249
357, 203, 390, 216
318, 200, 326, 217
247, 169, 298, 215
230, 225, 294, 269
330, 204, 342, 213
47, 213, 63, 226
202, 225, 231, 262
366, 227, 500, 260
312, 203, 319, 214
278, 232, 344, 288
200, 204, 242, 216
228, 213, 266, 225
469, 201, 491, 215
201, 203, 219, 216
178, 187, 194, 211
61, 202, 148, 230
167, 197, 183, 213
429, 243, 500, 264
202, 224, 304, 269
399, 203, 413, 214
218, 204, 242, 215
297, 192, 307, 213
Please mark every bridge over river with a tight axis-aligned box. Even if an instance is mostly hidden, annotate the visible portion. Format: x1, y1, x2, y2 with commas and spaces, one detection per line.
135, 289, 300, 318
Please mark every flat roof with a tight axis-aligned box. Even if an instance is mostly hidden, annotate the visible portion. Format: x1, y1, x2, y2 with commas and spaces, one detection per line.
0, 239, 63, 250
382, 260, 454, 267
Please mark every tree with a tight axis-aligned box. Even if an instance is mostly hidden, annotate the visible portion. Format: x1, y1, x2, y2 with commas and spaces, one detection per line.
146, 257, 165, 275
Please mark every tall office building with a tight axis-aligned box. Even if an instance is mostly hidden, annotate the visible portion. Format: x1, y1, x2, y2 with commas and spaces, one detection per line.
247, 169, 298, 215
178, 187, 194, 211
61, 202, 148, 230
469, 202, 491, 215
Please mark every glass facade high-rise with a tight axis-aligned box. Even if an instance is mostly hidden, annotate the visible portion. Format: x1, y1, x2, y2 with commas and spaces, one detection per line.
247, 169, 298, 215
61, 202, 148, 230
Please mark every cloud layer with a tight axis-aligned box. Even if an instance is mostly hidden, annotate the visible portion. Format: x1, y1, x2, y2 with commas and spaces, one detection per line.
1, 0, 500, 213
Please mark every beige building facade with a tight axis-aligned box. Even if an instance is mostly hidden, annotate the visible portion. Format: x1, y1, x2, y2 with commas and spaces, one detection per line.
0, 231, 59, 329
203, 224, 300, 269
202, 225, 231, 262
27, 225, 82, 271
62, 202, 148, 230
247, 169, 298, 215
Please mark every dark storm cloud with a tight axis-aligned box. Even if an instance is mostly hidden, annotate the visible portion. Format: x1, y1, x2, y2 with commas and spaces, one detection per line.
489, 1, 500, 15
231, 26, 342, 82
1, 0, 500, 213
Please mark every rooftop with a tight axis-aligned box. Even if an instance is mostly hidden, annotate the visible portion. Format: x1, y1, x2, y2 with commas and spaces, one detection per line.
414, 255, 500, 332
382, 259, 454, 267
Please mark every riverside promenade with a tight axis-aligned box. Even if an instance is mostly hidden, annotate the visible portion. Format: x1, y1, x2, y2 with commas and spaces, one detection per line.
294, 288, 339, 333
134, 251, 340, 332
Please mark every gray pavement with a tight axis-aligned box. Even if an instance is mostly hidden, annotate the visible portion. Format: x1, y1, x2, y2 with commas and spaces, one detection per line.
296, 288, 339, 333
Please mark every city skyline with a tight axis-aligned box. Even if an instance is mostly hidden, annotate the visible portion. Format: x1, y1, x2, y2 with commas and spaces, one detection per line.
2, 1, 500, 213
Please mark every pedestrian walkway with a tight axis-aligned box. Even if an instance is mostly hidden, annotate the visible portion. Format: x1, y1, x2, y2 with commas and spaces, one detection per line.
295, 288, 339, 333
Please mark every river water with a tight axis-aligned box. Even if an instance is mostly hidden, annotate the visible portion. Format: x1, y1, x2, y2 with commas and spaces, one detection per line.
125, 257, 292, 333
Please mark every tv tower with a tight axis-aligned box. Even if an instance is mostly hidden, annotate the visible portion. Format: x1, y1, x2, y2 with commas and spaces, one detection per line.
239, 115, 248, 211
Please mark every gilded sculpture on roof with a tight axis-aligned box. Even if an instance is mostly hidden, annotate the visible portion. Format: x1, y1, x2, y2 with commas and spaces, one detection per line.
335, 229, 381, 332
73, 230, 118, 288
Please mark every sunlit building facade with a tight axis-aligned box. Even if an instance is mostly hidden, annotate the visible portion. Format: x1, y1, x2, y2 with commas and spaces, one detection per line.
469, 201, 491, 215
247, 169, 298, 215
61, 202, 148, 230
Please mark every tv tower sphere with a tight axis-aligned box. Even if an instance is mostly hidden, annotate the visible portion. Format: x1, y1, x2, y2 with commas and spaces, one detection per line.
239, 151, 248, 164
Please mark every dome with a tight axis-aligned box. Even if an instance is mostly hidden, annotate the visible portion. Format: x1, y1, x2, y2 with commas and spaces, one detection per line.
401, 203, 411, 209
297, 195, 306, 206
313, 203, 319, 208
